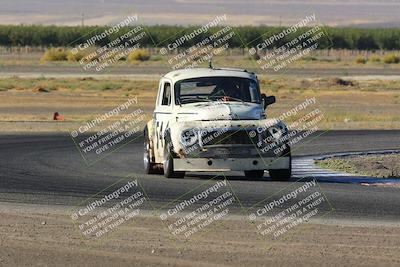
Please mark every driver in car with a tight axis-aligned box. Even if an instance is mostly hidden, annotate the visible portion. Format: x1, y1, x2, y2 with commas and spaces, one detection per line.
210, 81, 249, 102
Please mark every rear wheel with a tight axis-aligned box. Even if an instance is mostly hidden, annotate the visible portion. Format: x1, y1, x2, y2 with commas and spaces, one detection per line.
163, 147, 185, 179
143, 127, 163, 175
244, 170, 265, 180
143, 135, 159, 174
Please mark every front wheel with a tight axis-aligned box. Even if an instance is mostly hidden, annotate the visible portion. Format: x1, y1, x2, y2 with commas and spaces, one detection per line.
269, 168, 291, 181
269, 151, 292, 181
163, 148, 185, 179
244, 170, 265, 180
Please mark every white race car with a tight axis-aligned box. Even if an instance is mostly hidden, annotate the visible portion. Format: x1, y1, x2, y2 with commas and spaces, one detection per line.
144, 67, 291, 180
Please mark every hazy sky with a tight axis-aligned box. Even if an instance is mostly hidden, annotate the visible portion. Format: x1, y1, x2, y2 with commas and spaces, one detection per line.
1, 0, 400, 27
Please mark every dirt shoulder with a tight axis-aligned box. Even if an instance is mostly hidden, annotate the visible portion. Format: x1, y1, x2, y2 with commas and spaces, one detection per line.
1, 205, 400, 267
1, 76, 400, 133
317, 154, 400, 178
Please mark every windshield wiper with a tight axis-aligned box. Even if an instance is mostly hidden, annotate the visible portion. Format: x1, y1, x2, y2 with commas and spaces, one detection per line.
179, 96, 213, 104
208, 95, 244, 103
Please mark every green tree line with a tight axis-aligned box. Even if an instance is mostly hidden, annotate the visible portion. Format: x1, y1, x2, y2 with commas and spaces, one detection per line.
0, 24, 399, 50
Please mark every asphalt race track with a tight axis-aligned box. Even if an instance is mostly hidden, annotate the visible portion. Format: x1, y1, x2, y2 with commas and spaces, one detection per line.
1, 130, 400, 222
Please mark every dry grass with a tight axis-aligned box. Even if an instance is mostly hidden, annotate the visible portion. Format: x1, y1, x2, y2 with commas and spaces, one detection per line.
3, 49, 400, 69
317, 154, 400, 178
355, 56, 367, 64
383, 54, 400, 64
40, 47, 68, 62
258, 77, 400, 129
0, 76, 400, 130
127, 49, 151, 62
0, 76, 156, 92
369, 55, 381, 62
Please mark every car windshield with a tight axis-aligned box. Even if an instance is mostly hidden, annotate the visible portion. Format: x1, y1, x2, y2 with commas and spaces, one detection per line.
174, 76, 261, 105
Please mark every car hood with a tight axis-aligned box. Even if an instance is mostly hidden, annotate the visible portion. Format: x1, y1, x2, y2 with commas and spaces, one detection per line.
174, 101, 264, 121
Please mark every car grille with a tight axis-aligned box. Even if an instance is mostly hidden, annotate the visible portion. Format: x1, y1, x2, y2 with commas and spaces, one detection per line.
200, 130, 256, 146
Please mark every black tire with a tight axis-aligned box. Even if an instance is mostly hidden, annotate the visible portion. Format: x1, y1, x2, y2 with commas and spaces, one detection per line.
143, 128, 159, 174
269, 150, 292, 181
269, 169, 291, 181
244, 170, 265, 180
163, 147, 185, 179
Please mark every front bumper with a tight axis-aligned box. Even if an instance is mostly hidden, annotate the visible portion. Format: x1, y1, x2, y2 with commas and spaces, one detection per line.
173, 157, 290, 172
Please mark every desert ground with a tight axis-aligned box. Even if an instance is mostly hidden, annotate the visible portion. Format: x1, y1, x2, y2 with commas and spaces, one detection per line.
1, 203, 400, 267
1, 51, 400, 266
1, 75, 400, 133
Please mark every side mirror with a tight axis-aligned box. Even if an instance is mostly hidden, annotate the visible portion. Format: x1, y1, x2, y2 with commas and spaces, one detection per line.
261, 94, 276, 109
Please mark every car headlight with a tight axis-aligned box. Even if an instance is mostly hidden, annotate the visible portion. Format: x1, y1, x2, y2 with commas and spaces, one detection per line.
276, 122, 288, 133
268, 122, 288, 140
268, 126, 282, 140
180, 129, 198, 147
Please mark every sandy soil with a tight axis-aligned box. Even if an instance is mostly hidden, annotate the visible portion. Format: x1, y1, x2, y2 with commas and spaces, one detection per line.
317, 154, 400, 178
1, 78, 400, 133
0, 88, 155, 133
1, 206, 400, 267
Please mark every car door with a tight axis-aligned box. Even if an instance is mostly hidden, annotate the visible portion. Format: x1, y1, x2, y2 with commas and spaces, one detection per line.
154, 78, 173, 154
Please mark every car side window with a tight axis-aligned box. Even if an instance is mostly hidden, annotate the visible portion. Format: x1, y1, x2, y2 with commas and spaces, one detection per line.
161, 82, 171, 106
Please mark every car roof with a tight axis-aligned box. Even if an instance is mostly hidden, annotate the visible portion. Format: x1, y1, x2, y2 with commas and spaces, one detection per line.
162, 68, 257, 82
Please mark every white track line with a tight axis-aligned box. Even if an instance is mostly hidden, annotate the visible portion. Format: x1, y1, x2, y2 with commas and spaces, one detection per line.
292, 157, 354, 178
292, 150, 400, 181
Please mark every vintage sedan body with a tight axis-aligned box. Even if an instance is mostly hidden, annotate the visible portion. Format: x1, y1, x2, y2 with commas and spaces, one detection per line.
144, 67, 291, 180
